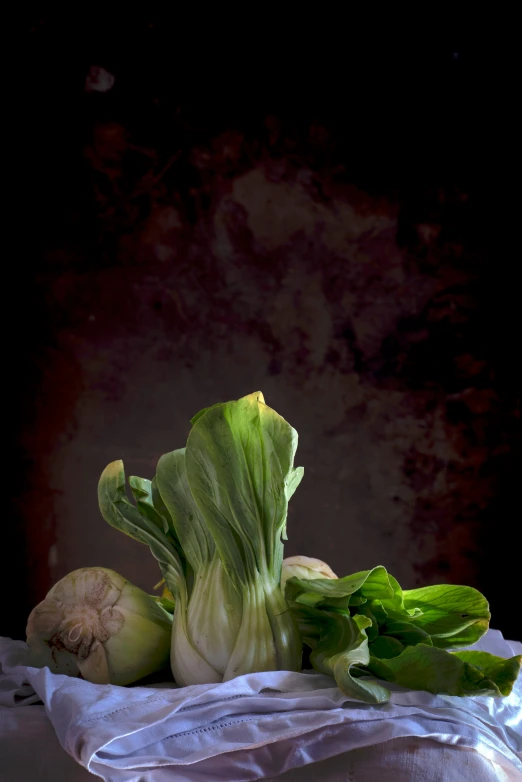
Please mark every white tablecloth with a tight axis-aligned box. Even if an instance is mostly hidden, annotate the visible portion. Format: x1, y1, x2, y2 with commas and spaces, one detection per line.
1, 630, 521, 781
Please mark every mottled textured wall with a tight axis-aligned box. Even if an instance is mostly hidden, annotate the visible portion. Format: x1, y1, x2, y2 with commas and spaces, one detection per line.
6, 25, 518, 640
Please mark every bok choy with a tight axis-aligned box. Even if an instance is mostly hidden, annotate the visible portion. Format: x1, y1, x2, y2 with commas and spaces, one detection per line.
98, 391, 303, 685
285, 565, 522, 702
26, 567, 172, 685
94, 389, 521, 702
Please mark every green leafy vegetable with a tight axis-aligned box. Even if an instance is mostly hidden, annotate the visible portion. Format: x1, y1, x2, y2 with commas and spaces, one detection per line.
98, 460, 187, 599
401, 584, 490, 648
286, 566, 521, 702
293, 604, 390, 703
98, 391, 304, 686
365, 645, 521, 697
94, 389, 520, 703
26, 567, 172, 686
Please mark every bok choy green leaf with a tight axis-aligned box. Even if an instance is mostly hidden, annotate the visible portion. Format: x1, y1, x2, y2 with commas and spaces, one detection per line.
285, 566, 521, 702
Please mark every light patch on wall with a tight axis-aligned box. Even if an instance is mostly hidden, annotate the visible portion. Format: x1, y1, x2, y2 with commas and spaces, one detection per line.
267, 268, 332, 369
230, 167, 394, 253
48, 544, 58, 568
140, 207, 182, 262
85, 66, 115, 93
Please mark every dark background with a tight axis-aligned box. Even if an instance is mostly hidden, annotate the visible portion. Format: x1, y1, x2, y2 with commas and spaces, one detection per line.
5, 17, 518, 641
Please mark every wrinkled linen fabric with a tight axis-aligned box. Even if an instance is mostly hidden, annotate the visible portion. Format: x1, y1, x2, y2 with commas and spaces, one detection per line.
1, 712, 518, 782
0, 629, 520, 782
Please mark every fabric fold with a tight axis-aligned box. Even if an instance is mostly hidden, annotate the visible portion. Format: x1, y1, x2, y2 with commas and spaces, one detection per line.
1, 630, 520, 782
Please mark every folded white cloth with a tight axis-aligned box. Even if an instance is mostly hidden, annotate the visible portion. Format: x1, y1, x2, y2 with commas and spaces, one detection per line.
1, 630, 521, 782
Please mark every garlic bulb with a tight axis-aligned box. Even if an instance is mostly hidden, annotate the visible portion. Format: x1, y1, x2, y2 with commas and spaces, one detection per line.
26, 567, 172, 686
281, 556, 337, 592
